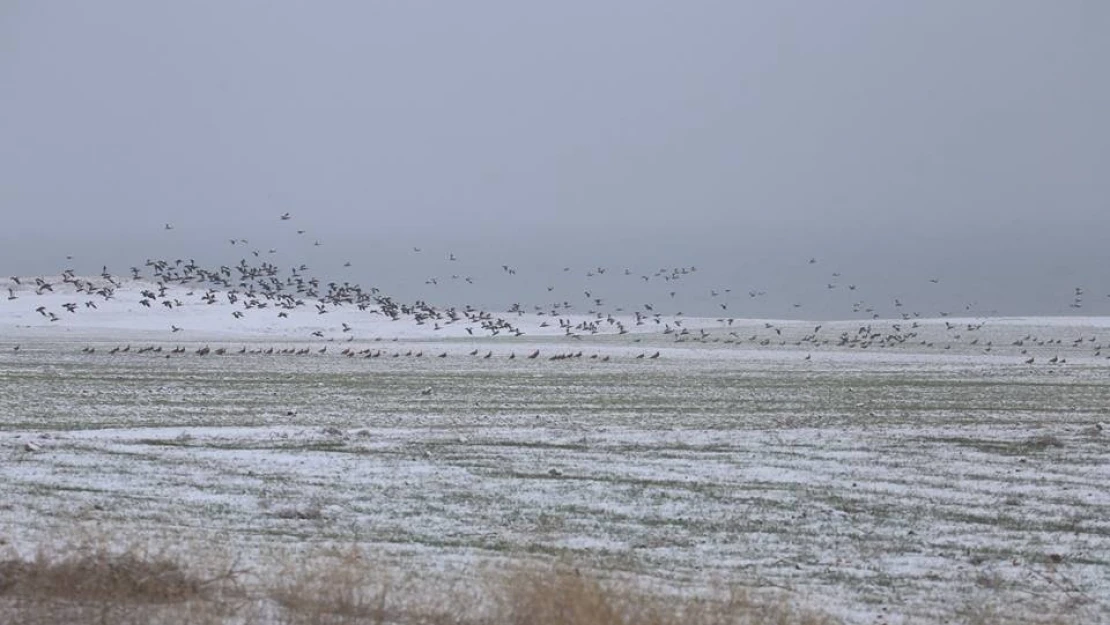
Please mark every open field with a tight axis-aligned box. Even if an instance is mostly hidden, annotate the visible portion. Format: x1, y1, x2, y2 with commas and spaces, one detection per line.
2, 314, 1108, 624
1, 275, 1109, 624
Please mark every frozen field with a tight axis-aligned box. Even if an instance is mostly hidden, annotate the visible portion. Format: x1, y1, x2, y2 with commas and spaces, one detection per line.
1, 279, 1108, 623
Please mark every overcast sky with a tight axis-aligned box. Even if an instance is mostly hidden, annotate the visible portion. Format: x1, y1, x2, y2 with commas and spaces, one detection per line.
2, 1, 1107, 318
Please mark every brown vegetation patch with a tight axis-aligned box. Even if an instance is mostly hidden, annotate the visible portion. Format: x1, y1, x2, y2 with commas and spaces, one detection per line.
499, 565, 841, 625
0, 548, 209, 603
2, 538, 1088, 624
0, 540, 845, 625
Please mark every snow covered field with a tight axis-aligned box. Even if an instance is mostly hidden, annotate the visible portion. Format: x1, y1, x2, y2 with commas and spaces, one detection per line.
1, 277, 1108, 623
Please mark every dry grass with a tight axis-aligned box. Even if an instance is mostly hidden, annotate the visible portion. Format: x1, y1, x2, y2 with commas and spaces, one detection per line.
0, 550, 196, 602
957, 603, 1086, 625
496, 565, 839, 625
0, 538, 840, 625
0, 538, 243, 625
0, 537, 1094, 624
268, 546, 395, 625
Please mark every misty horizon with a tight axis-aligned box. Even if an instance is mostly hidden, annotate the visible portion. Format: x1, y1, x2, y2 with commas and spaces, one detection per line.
3, 1, 1107, 319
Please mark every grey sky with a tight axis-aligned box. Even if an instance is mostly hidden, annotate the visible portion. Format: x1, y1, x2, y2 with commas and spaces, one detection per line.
2, 1, 1107, 318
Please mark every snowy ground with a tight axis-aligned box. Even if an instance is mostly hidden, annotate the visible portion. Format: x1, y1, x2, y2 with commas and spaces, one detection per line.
1, 277, 1108, 623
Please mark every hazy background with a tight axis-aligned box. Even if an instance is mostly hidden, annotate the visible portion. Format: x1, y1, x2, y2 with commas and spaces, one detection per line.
2, 1, 1108, 319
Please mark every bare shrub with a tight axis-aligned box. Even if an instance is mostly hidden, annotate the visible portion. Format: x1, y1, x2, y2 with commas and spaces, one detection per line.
494, 563, 841, 625
20, 535, 1095, 625
269, 546, 392, 625
0, 547, 201, 603
0, 539, 243, 625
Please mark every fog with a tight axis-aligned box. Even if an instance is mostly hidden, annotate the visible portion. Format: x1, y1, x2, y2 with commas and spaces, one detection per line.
2, 1, 1107, 318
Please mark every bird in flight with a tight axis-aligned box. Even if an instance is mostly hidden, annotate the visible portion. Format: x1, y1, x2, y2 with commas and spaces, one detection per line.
281, 212, 291, 220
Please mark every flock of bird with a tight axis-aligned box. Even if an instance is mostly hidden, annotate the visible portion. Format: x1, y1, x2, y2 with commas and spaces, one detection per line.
4, 212, 1109, 364
72, 342, 657, 363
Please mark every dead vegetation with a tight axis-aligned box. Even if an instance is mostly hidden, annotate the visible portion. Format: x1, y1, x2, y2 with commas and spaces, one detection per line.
0, 549, 202, 603
0, 539, 243, 625
495, 566, 841, 625
0, 537, 1095, 624
0, 537, 845, 625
